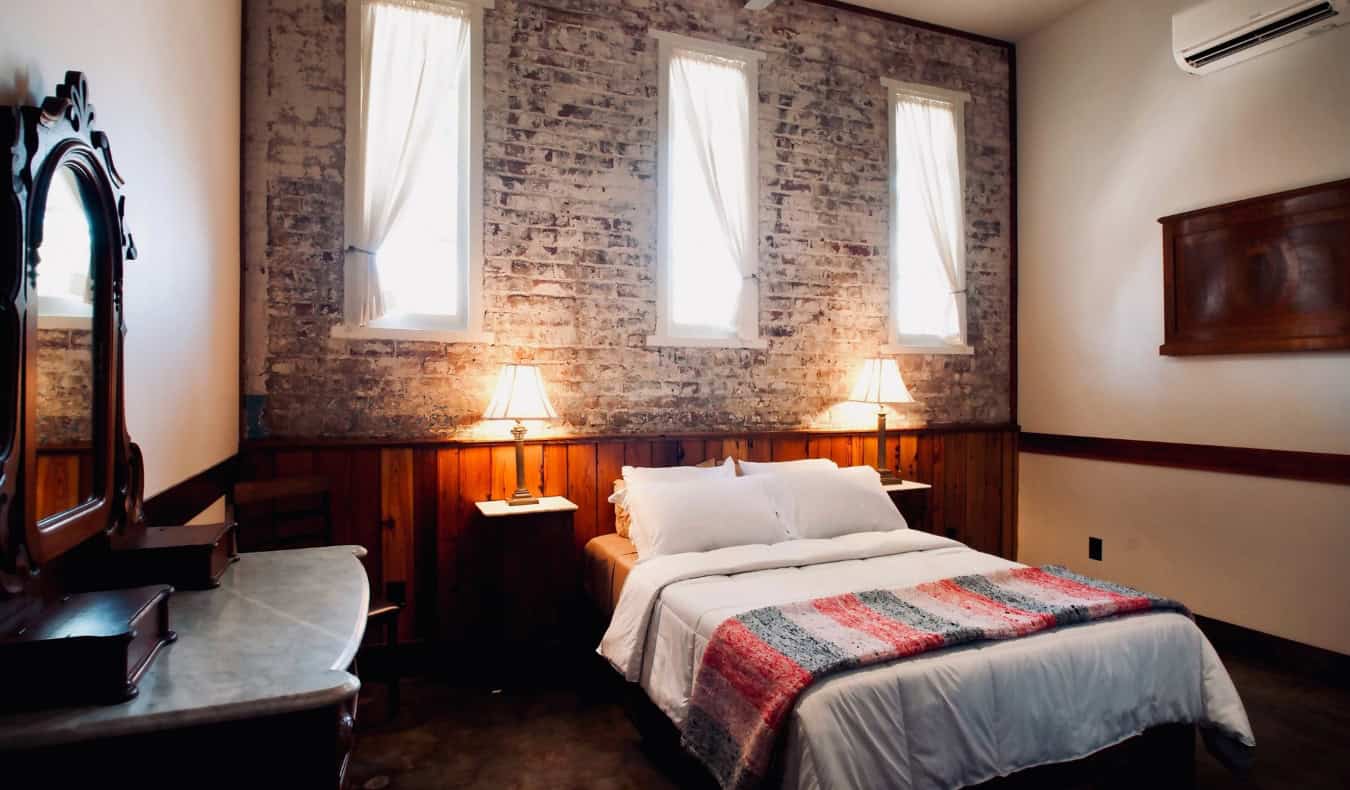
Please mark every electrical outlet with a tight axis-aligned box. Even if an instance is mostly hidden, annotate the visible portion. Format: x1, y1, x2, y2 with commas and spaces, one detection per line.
1088, 537, 1103, 561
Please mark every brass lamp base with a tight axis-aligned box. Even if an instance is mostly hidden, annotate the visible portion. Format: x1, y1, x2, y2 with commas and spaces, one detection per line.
875, 410, 903, 486
506, 421, 540, 506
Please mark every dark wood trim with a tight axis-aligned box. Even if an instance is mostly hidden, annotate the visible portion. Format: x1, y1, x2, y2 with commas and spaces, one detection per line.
142, 454, 240, 526
1158, 336, 1350, 356
1156, 177, 1350, 224
1007, 43, 1018, 426
1196, 615, 1349, 688
804, 0, 1014, 50
242, 422, 1021, 452
1020, 433, 1350, 486
238, 0, 250, 447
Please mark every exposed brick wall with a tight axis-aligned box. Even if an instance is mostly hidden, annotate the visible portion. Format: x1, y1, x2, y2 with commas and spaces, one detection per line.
243, 0, 1012, 439
36, 328, 93, 446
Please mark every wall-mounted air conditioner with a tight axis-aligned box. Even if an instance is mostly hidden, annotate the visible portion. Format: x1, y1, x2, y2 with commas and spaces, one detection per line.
1173, 0, 1347, 74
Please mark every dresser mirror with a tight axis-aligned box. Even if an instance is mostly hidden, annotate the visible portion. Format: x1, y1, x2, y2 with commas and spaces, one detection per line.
1, 71, 141, 586
34, 166, 98, 521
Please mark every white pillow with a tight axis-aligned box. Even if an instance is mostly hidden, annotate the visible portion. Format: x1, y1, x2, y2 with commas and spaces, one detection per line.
614, 458, 736, 547
615, 457, 735, 502
764, 465, 908, 540
615, 456, 739, 505
737, 457, 838, 476
625, 475, 791, 559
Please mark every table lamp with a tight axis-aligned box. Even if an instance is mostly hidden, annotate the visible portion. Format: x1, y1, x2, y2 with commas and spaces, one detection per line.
483, 364, 558, 505
848, 358, 915, 485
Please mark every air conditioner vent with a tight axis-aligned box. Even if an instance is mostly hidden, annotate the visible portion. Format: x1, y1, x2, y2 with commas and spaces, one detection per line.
1184, 1, 1339, 68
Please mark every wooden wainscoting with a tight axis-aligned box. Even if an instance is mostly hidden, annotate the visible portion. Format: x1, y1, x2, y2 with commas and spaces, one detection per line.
35, 448, 94, 521
238, 424, 1019, 645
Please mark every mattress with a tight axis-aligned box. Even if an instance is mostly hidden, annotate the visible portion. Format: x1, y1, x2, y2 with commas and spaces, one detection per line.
599, 530, 1254, 790
583, 532, 638, 618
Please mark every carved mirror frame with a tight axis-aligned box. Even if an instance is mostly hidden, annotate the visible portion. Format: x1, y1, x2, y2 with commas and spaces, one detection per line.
1, 72, 142, 585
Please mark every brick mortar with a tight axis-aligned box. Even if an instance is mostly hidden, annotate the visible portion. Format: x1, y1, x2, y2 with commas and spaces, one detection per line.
243, 0, 1013, 439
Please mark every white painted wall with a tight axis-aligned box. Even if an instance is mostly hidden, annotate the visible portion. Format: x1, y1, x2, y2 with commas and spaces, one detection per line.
1017, 0, 1350, 655
1, 1, 242, 499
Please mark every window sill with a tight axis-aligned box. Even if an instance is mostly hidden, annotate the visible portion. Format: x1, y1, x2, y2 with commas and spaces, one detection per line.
646, 335, 768, 350
882, 342, 974, 356
38, 315, 93, 331
331, 323, 495, 345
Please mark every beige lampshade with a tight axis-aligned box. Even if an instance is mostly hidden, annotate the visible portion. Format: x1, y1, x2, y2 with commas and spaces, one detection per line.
483, 364, 559, 421
848, 358, 915, 405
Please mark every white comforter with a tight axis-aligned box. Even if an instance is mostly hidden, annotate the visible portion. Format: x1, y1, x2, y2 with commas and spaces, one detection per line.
599, 530, 1254, 790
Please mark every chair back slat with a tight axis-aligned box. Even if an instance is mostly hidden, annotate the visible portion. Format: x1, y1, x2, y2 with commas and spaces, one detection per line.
234, 475, 331, 506
233, 475, 333, 551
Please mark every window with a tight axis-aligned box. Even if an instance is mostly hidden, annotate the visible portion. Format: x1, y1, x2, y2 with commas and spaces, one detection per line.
649, 32, 765, 350
36, 169, 94, 329
337, 0, 491, 343
885, 79, 973, 355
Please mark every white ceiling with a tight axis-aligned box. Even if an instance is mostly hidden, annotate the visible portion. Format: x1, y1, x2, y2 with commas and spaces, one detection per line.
837, 0, 1094, 41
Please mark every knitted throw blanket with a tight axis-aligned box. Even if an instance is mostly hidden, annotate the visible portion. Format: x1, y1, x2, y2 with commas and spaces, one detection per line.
681, 565, 1187, 790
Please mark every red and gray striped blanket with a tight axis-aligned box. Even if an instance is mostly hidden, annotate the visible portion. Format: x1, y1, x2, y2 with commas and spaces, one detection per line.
682, 565, 1187, 790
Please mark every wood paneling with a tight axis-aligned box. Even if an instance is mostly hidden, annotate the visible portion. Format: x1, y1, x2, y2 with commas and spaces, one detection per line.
350, 448, 383, 606
455, 446, 492, 639
1002, 431, 1018, 559
434, 447, 459, 643
566, 443, 599, 565
772, 437, 808, 462
677, 438, 706, 465
596, 443, 624, 537
1020, 432, 1350, 487
35, 453, 84, 521
239, 426, 1018, 645
413, 447, 440, 639
380, 449, 416, 641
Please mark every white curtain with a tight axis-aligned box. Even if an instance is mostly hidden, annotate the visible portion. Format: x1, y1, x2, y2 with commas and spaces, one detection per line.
893, 94, 965, 345
346, 0, 469, 325
665, 49, 754, 336
38, 169, 95, 316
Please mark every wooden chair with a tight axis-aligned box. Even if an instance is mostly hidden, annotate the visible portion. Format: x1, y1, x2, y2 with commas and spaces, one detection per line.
233, 475, 404, 717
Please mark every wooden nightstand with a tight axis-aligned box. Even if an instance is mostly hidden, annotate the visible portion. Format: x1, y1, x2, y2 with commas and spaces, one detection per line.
474, 496, 578, 656
885, 480, 932, 532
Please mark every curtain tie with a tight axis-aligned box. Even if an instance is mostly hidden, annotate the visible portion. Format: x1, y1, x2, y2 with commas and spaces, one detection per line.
346, 245, 377, 256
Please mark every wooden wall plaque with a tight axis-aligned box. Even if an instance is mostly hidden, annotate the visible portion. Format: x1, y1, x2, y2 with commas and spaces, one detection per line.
1159, 178, 1350, 356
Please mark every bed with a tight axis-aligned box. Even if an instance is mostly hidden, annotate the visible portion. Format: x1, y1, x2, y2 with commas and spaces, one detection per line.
587, 525, 1254, 790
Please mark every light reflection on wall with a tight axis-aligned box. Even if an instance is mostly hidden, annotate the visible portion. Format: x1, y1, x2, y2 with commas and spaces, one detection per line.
808, 401, 921, 432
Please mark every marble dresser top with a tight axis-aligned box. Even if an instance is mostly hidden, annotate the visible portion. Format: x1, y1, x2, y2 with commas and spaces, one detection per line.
0, 545, 370, 750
